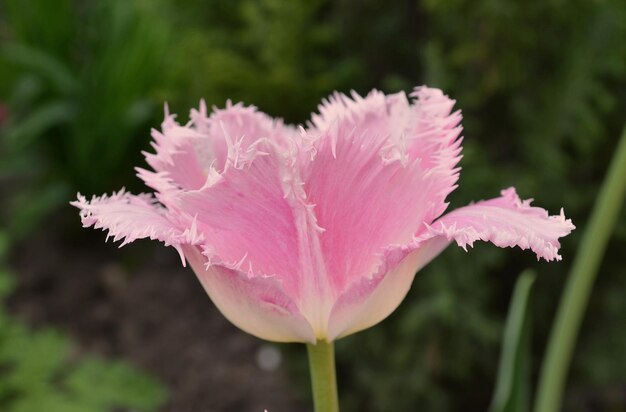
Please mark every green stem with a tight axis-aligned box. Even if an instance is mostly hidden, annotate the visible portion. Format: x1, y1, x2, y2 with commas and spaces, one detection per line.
307, 340, 339, 412
534, 123, 626, 412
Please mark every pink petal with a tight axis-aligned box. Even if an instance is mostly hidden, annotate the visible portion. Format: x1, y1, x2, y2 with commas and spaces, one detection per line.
192, 101, 293, 172
174, 142, 305, 295
175, 137, 335, 338
419, 187, 576, 262
185, 246, 316, 343
142, 114, 210, 192
408, 87, 464, 222
140, 102, 292, 195
326, 248, 423, 341
71, 190, 201, 262
303, 88, 462, 295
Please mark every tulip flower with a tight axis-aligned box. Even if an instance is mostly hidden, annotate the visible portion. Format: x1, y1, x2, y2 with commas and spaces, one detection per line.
73, 86, 573, 342
73, 86, 574, 411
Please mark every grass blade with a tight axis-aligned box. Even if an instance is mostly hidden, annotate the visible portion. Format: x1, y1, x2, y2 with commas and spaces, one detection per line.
489, 270, 536, 412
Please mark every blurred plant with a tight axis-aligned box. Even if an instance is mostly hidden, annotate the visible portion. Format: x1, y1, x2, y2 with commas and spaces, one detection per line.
0, 0, 169, 238
165, 0, 361, 122
489, 271, 535, 412
421, 0, 626, 207
535, 123, 626, 412
0, 230, 166, 412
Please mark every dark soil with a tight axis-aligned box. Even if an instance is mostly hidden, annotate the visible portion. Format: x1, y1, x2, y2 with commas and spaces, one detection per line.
7, 226, 310, 412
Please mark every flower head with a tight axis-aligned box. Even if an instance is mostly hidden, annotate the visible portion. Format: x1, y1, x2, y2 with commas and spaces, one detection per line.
73, 87, 574, 343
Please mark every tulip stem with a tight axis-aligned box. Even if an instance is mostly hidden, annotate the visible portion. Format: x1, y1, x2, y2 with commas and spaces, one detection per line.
534, 122, 626, 412
307, 340, 340, 412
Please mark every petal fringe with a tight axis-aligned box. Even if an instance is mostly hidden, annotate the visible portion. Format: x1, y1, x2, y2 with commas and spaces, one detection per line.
71, 190, 202, 263
420, 187, 576, 262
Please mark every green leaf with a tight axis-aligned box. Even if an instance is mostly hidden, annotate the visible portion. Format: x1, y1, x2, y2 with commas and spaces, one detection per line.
0, 43, 78, 94
4, 101, 75, 149
489, 270, 536, 412
65, 359, 166, 411
11, 392, 100, 412
0, 328, 70, 391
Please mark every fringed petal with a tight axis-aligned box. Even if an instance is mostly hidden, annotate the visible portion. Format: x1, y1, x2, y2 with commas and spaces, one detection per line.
174, 141, 303, 292
303, 89, 452, 295
194, 100, 294, 172
419, 187, 576, 261
408, 86, 464, 222
142, 124, 213, 192
176, 138, 336, 337
71, 190, 202, 263
140, 101, 294, 196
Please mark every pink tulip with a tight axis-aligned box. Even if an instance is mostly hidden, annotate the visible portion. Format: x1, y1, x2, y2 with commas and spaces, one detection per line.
73, 86, 574, 343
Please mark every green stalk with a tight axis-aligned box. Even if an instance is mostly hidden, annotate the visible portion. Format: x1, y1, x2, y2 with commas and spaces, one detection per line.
307, 340, 340, 412
534, 123, 626, 412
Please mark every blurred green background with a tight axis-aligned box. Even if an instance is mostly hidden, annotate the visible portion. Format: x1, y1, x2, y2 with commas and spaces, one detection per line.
1, 0, 625, 411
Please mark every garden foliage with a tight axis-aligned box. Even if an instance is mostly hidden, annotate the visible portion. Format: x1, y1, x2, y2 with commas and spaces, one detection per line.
0, 232, 165, 412
0, 0, 168, 237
